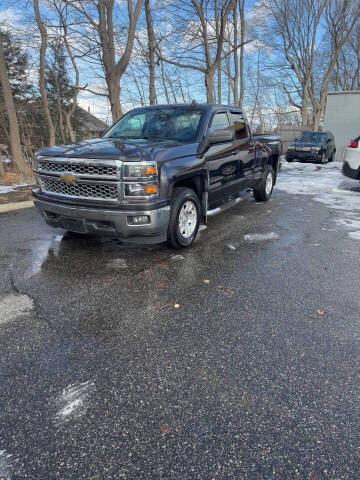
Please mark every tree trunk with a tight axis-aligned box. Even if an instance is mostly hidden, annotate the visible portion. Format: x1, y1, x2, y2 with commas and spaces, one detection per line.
217, 62, 222, 104
65, 112, 76, 143
302, 81, 309, 127
160, 60, 170, 103
0, 40, 32, 179
108, 74, 122, 121
34, 0, 56, 146
233, 4, 239, 105
205, 70, 215, 103
145, 0, 156, 105
238, 0, 245, 108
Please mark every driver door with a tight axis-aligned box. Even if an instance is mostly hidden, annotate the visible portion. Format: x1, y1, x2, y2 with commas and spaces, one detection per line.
205, 111, 241, 208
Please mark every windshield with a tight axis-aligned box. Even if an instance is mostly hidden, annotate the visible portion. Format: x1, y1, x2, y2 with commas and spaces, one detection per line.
104, 107, 203, 143
298, 132, 327, 143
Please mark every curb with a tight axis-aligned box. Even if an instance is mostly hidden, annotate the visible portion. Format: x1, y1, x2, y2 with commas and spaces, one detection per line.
0, 201, 34, 213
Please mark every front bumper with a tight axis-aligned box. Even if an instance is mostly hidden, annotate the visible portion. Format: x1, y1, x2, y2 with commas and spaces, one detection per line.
286, 150, 324, 162
33, 195, 170, 244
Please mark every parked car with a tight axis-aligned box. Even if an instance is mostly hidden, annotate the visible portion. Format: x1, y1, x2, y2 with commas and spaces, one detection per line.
286, 131, 336, 163
342, 135, 360, 180
32, 104, 280, 249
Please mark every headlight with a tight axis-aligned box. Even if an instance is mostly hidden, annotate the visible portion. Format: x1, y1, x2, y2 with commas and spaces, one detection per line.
287, 146, 294, 150
311, 147, 320, 153
124, 162, 157, 179
125, 183, 158, 197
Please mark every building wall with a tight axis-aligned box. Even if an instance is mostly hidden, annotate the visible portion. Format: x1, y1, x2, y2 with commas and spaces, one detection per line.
324, 91, 360, 161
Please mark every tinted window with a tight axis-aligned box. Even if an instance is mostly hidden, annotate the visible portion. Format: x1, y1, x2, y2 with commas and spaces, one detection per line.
105, 108, 202, 143
209, 112, 230, 135
228, 112, 249, 140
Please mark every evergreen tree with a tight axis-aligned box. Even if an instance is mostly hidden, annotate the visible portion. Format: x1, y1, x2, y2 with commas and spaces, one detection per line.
0, 28, 33, 99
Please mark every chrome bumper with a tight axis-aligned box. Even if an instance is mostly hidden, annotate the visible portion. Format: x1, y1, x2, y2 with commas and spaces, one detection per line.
34, 198, 170, 244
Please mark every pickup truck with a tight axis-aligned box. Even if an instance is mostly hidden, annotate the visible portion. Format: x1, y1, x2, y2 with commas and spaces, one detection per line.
32, 104, 280, 249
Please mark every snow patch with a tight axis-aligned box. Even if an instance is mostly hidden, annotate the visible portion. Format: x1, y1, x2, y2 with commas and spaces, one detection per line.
106, 258, 127, 270
244, 232, 279, 243
0, 184, 29, 194
0, 294, 33, 325
170, 254, 185, 261
0, 450, 13, 480
56, 381, 94, 421
278, 162, 360, 240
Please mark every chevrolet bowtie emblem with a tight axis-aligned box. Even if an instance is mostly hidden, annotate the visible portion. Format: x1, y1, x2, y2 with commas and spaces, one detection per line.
60, 173, 77, 183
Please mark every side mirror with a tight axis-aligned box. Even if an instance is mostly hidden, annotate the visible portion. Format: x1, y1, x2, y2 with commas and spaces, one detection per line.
207, 129, 233, 144
326, 138, 331, 143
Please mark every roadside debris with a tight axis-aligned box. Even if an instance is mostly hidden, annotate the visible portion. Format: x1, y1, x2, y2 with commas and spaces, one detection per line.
160, 425, 169, 434
227, 243, 236, 250
316, 309, 326, 316
218, 286, 235, 295
203, 279, 210, 284
174, 303, 180, 309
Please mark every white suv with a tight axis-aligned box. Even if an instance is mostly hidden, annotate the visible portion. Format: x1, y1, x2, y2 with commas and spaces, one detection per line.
342, 136, 360, 180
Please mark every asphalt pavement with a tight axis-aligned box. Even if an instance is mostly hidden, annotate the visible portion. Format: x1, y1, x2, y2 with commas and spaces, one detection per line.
0, 162, 359, 479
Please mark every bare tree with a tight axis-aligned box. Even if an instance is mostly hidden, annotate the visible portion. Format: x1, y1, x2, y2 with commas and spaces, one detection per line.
34, 0, 56, 146
266, 0, 327, 127
68, 0, 144, 122
145, 0, 156, 104
309, 0, 360, 130
159, 0, 236, 103
0, 39, 32, 179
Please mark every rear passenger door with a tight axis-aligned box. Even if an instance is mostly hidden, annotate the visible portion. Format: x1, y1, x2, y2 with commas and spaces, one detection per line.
228, 111, 254, 189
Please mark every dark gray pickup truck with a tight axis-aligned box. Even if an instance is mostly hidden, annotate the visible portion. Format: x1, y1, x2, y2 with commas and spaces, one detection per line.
32, 104, 280, 248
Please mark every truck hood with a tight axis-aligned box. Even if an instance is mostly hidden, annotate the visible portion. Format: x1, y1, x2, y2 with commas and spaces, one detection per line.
36, 138, 195, 162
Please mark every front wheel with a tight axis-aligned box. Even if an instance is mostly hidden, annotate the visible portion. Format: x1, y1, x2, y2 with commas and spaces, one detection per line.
167, 187, 201, 249
320, 153, 328, 164
253, 166, 275, 202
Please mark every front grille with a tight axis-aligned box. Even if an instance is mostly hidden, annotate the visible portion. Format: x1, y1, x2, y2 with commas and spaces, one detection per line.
38, 160, 117, 178
39, 176, 118, 200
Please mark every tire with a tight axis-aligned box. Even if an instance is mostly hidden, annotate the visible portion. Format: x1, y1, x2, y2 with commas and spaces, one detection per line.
253, 166, 275, 202
328, 149, 335, 162
320, 153, 328, 164
167, 187, 201, 249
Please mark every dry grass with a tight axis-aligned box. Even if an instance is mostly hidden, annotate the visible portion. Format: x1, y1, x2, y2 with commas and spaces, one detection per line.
0, 172, 34, 186
0, 173, 22, 185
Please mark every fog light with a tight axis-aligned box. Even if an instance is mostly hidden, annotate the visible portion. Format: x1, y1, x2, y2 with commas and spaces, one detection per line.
127, 215, 150, 225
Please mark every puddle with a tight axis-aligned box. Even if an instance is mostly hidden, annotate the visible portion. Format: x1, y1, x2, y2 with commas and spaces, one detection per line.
244, 232, 279, 243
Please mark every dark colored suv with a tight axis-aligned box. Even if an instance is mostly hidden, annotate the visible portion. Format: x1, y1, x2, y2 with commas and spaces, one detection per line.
286, 131, 336, 164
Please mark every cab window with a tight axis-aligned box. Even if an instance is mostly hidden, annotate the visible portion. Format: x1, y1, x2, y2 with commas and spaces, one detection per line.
208, 112, 230, 135
228, 112, 249, 140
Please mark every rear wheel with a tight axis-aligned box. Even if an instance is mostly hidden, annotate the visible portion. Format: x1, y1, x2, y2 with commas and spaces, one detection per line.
253, 166, 275, 202
167, 187, 201, 249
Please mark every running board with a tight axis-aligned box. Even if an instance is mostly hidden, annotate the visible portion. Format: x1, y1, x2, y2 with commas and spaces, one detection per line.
207, 196, 244, 217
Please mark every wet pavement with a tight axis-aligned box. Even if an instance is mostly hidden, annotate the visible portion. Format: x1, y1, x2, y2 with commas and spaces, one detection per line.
0, 162, 360, 479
